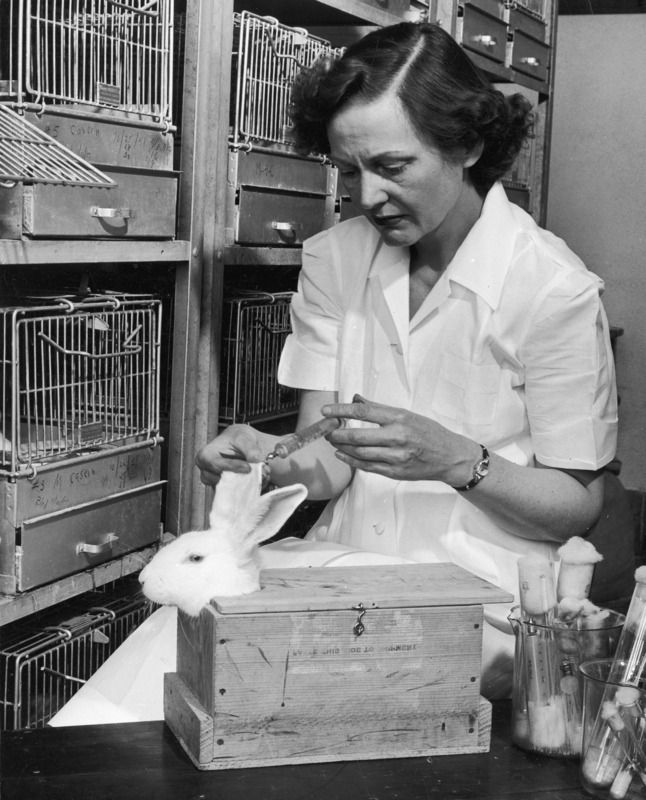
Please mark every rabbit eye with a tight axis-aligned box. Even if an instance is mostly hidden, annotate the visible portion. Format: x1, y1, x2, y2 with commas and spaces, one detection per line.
187, 554, 204, 563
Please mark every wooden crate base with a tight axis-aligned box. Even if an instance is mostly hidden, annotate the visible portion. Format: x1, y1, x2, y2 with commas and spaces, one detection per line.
164, 671, 492, 770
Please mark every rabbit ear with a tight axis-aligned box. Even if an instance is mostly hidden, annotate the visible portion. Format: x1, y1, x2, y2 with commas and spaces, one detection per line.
208, 463, 263, 530
247, 482, 308, 547
208, 464, 307, 548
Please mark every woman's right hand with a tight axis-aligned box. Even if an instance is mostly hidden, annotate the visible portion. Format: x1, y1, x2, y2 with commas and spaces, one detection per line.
195, 424, 266, 486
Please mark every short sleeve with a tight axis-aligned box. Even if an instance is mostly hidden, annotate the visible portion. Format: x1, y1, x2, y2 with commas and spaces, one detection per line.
521, 271, 618, 469
278, 229, 344, 391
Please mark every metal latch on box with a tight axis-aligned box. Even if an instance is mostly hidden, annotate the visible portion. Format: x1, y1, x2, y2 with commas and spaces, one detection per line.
352, 603, 366, 637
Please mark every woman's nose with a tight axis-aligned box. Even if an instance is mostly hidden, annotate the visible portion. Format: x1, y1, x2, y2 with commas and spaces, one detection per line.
356, 174, 387, 210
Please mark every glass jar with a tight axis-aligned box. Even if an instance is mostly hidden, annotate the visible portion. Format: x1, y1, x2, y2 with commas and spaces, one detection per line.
580, 659, 646, 799
509, 606, 625, 757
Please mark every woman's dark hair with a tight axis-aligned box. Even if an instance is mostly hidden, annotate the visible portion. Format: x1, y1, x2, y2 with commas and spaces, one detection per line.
289, 22, 535, 195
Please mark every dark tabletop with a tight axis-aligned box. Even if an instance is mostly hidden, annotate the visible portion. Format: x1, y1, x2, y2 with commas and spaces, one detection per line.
0, 701, 589, 800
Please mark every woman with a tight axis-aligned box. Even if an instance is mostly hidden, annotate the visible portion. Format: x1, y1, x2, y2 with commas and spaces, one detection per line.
196, 22, 618, 697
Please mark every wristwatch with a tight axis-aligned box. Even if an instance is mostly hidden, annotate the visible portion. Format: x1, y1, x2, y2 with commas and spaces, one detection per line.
456, 444, 490, 492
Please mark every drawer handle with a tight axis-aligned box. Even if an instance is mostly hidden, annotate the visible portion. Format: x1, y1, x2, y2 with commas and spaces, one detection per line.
90, 207, 132, 219
77, 533, 119, 555
272, 221, 297, 242
471, 34, 498, 47
521, 56, 542, 68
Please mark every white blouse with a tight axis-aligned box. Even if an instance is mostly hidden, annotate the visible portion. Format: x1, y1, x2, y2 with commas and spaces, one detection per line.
277, 182, 618, 639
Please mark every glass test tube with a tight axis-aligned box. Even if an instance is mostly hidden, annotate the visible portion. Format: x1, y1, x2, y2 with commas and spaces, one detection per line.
267, 417, 344, 461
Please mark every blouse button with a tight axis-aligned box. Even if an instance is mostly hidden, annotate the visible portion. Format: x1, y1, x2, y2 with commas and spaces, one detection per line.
373, 522, 385, 536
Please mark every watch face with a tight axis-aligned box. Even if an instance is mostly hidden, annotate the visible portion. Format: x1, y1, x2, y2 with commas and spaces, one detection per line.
477, 463, 490, 478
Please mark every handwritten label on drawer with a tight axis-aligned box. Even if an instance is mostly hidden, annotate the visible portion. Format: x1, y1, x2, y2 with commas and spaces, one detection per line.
8, 445, 161, 524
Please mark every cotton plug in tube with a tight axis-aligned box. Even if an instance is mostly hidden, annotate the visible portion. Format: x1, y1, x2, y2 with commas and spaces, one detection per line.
557, 596, 587, 625
615, 687, 646, 786
582, 702, 630, 790
523, 635, 567, 752
556, 537, 603, 602
583, 695, 646, 797
607, 567, 646, 687
266, 417, 344, 461
604, 686, 646, 800
560, 660, 583, 754
603, 701, 645, 799
516, 555, 566, 751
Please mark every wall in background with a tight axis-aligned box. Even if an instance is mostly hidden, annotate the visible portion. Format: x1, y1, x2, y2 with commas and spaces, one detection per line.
547, 13, 646, 492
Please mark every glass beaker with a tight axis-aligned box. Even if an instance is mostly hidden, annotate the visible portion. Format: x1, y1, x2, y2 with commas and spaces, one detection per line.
509, 607, 625, 757
580, 659, 646, 800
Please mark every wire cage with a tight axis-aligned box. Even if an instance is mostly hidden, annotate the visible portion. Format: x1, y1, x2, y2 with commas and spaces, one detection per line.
0, 0, 175, 126
0, 583, 154, 729
0, 103, 117, 187
231, 11, 342, 151
511, 0, 547, 20
219, 291, 299, 425
0, 293, 162, 478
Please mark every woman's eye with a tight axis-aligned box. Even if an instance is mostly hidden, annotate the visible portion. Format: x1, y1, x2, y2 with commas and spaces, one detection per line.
188, 554, 204, 563
380, 164, 405, 177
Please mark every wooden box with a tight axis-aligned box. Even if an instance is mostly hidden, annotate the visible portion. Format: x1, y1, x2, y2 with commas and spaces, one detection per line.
164, 562, 512, 770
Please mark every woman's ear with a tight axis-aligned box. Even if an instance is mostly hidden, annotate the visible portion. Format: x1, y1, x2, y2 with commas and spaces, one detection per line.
464, 139, 484, 168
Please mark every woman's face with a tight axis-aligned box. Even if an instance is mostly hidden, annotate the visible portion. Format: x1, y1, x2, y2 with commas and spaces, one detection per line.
327, 91, 480, 249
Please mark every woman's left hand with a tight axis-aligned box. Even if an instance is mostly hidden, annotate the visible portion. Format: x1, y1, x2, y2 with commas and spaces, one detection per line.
321, 397, 481, 487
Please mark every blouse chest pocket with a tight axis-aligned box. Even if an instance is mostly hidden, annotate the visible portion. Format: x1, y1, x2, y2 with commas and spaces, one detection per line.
429, 352, 502, 425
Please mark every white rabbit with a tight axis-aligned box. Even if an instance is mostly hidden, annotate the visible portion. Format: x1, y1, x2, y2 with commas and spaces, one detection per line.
139, 463, 307, 617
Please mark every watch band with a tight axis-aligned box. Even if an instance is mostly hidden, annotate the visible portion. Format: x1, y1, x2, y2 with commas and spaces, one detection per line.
456, 444, 490, 492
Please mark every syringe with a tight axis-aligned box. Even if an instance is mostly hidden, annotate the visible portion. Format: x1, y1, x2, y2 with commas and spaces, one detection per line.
266, 417, 344, 461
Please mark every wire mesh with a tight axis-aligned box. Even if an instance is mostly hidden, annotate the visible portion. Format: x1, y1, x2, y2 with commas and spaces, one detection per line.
0, 293, 162, 477
219, 291, 299, 425
512, 0, 547, 20
0, 104, 116, 186
0, 586, 154, 729
0, 0, 174, 125
231, 11, 342, 150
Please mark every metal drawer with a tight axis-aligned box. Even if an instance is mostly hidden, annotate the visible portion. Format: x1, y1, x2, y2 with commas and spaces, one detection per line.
354, 0, 410, 14
26, 112, 175, 171
508, 7, 547, 42
461, 3, 508, 64
234, 187, 331, 246
230, 150, 334, 196
6, 445, 162, 526
509, 29, 549, 83
17, 481, 164, 592
0, 444, 162, 594
465, 0, 505, 19
1, 166, 178, 239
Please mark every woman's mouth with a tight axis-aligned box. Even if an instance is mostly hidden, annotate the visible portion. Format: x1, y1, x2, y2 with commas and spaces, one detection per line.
372, 214, 404, 228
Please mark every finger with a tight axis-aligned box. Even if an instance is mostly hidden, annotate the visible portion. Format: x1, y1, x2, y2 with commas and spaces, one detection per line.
321, 400, 396, 425
199, 471, 221, 487
333, 449, 392, 476
198, 453, 253, 486
228, 434, 267, 464
218, 451, 254, 472
329, 425, 398, 448
195, 449, 252, 477
334, 443, 401, 464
